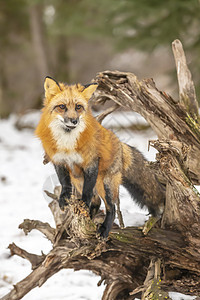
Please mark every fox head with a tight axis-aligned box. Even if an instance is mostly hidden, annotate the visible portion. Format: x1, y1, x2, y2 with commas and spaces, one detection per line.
43, 76, 98, 133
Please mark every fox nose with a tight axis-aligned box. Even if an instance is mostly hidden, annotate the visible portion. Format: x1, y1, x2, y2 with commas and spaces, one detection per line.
64, 117, 78, 126
70, 118, 78, 125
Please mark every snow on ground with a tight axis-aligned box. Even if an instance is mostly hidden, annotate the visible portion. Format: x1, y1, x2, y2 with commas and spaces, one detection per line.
0, 112, 196, 299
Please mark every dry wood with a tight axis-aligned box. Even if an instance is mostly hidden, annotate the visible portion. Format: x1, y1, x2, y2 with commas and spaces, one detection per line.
2, 196, 200, 300
2, 40, 200, 299
96, 104, 120, 124
8, 243, 45, 270
150, 140, 200, 234
172, 39, 199, 118
19, 219, 55, 243
95, 70, 200, 184
2, 197, 200, 300
141, 259, 170, 300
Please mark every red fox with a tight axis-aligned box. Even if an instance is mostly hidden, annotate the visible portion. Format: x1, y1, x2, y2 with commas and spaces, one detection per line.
35, 76, 165, 238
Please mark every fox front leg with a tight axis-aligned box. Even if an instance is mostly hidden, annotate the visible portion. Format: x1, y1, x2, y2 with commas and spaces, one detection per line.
82, 160, 99, 208
54, 164, 72, 210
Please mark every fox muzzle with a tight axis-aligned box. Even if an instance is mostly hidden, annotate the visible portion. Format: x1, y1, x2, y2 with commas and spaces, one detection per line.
64, 117, 79, 130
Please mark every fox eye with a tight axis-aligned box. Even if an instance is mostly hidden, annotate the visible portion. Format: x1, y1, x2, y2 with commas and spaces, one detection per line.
75, 104, 83, 111
58, 104, 66, 110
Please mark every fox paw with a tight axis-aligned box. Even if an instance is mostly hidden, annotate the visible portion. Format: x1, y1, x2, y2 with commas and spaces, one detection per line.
97, 224, 109, 240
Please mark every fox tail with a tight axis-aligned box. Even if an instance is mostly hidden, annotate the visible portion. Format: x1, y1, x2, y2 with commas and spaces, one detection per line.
122, 144, 165, 216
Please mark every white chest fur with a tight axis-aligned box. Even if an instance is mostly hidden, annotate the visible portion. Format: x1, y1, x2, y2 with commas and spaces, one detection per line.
49, 116, 86, 151
52, 151, 83, 168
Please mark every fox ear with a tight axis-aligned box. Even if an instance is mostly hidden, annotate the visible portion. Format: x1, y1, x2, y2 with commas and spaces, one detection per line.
44, 76, 61, 100
81, 83, 98, 101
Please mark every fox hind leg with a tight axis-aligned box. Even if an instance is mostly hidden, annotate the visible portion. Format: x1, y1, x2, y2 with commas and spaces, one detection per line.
98, 173, 121, 238
98, 183, 116, 239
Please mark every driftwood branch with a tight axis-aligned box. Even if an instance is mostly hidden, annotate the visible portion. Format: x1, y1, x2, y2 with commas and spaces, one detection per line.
96, 104, 120, 124
2, 39, 200, 299
140, 259, 170, 300
95, 70, 200, 184
172, 39, 199, 118
19, 219, 56, 243
150, 139, 200, 235
3, 199, 200, 300
8, 243, 45, 270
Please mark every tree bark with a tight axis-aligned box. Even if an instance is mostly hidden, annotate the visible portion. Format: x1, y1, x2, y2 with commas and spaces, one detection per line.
1, 40, 200, 300
172, 39, 199, 118
95, 70, 200, 185
2, 199, 200, 300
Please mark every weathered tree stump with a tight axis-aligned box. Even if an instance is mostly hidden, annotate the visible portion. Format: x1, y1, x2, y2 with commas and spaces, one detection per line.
2, 39, 200, 300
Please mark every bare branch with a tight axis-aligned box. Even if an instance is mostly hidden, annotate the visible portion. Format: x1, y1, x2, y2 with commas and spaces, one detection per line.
44, 189, 59, 200
8, 243, 45, 269
172, 39, 199, 118
1, 249, 61, 300
19, 219, 55, 243
115, 197, 124, 229
48, 199, 65, 228
95, 104, 120, 124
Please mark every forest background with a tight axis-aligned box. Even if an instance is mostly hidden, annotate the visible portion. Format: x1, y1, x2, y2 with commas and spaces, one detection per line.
1, 0, 200, 117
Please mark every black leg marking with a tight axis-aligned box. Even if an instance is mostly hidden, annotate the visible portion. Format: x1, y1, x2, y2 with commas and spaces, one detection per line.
54, 164, 72, 210
82, 160, 99, 207
98, 184, 115, 239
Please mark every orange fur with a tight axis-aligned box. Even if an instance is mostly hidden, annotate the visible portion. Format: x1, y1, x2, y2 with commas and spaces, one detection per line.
35, 78, 127, 211
35, 77, 165, 237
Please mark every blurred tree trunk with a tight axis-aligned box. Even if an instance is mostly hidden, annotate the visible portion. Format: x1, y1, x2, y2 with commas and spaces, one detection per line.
53, 35, 70, 83
0, 48, 12, 117
0, 53, 6, 116
29, 3, 49, 83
